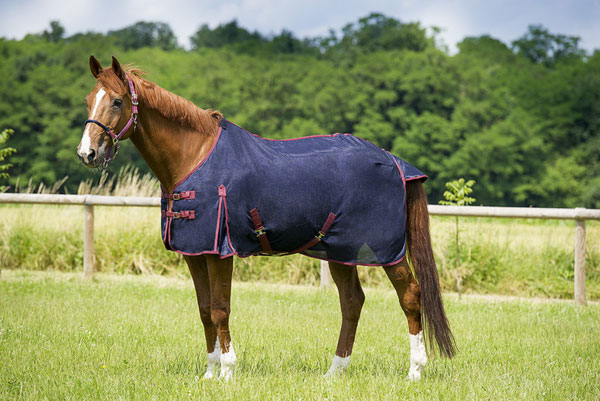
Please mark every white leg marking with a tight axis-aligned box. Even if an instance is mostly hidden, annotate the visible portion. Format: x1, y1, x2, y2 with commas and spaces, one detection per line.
203, 338, 220, 380
80, 88, 106, 154
324, 354, 351, 379
219, 342, 237, 381
408, 331, 427, 381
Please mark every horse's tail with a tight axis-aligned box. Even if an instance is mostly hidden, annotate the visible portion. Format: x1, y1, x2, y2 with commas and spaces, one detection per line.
405, 180, 456, 358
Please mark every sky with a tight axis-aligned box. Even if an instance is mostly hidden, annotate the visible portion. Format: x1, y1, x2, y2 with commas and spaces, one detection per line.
0, 0, 599, 54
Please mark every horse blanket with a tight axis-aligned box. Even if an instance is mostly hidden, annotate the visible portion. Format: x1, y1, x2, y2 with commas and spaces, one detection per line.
161, 120, 426, 266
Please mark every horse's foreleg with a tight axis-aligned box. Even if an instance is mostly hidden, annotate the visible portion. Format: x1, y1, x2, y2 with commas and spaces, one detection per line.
184, 255, 220, 379
383, 259, 427, 381
205, 255, 236, 381
324, 262, 365, 378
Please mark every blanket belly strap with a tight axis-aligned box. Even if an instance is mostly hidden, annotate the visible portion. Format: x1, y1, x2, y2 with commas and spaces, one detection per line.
290, 212, 337, 254
249, 208, 274, 255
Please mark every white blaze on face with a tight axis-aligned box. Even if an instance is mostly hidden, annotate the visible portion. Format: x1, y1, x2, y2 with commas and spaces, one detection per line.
80, 88, 106, 154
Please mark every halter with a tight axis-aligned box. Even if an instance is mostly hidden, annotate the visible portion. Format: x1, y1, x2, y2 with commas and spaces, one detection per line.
84, 74, 138, 166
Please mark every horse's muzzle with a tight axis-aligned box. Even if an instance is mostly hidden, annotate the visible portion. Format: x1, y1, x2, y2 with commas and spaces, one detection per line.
77, 147, 100, 168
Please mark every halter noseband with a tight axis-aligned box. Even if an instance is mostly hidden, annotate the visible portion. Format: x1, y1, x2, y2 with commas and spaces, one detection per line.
84, 74, 138, 166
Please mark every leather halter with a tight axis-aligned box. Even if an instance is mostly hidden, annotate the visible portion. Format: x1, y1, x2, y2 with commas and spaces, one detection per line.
84, 74, 138, 166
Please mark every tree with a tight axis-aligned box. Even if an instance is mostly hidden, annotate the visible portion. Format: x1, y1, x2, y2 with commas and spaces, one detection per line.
0, 128, 16, 191
190, 20, 264, 50
512, 25, 584, 67
108, 21, 178, 50
336, 13, 431, 53
42, 21, 65, 42
439, 178, 476, 297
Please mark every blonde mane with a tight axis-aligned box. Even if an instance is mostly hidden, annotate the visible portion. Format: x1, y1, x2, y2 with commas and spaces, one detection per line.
98, 67, 222, 135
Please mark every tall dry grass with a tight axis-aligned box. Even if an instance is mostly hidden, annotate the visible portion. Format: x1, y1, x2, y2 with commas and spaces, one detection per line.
1, 169, 598, 299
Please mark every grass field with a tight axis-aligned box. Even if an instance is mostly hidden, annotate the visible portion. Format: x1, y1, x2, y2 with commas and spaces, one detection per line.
1, 271, 599, 400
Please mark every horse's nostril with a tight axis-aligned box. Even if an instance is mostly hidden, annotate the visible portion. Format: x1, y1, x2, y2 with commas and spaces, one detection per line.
88, 149, 96, 161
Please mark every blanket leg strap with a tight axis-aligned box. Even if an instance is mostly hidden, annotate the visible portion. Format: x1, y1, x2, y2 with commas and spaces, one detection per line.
249, 208, 274, 255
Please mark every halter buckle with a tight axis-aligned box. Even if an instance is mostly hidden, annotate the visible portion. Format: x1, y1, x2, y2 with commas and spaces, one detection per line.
172, 212, 181, 219
131, 94, 139, 106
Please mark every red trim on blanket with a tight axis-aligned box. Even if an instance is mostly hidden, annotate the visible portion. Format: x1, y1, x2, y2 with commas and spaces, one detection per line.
168, 248, 407, 267
214, 193, 224, 252
172, 126, 223, 190
221, 186, 236, 254
404, 174, 427, 181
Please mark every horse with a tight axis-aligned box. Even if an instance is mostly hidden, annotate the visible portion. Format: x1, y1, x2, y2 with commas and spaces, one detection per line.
77, 55, 455, 381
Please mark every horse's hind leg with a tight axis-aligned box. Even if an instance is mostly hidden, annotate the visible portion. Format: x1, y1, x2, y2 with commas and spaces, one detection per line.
324, 262, 365, 378
205, 255, 236, 381
383, 259, 427, 380
184, 255, 220, 379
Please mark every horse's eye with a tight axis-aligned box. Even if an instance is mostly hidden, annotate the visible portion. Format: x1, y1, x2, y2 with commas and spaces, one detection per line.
113, 98, 123, 107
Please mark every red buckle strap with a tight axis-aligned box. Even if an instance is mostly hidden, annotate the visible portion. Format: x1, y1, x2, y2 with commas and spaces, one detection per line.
162, 191, 195, 200
161, 210, 196, 219
249, 208, 274, 255
288, 212, 337, 254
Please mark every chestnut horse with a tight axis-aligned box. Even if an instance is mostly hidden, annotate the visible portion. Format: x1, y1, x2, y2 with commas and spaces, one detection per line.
77, 56, 455, 381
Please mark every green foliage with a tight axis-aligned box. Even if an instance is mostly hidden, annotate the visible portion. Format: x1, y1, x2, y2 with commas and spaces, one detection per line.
0, 16, 598, 207
512, 25, 584, 67
190, 20, 264, 50
41, 21, 65, 42
0, 128, 16, 191
439, 178, 477, 206
108, 21, 178, 50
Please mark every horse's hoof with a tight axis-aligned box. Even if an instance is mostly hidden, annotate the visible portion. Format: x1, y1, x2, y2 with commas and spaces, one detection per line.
202, 370, 216, 380
407, 368, 422, 381
219, 367, 234, 382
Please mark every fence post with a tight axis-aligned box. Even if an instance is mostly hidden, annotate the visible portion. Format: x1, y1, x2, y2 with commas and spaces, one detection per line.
574, 210, 586, 305
83, 204, 95, 278
320, 260, 332, 287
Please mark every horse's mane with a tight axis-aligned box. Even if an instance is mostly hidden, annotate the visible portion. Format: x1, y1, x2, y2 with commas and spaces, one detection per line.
97, 66, 222, 135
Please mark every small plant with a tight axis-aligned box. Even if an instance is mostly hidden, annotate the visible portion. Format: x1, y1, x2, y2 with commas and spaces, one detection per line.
0, 128, 16, 192
439, 178, 476, 297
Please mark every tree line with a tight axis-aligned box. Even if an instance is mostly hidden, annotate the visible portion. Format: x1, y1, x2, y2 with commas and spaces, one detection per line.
0, 14, 598, 207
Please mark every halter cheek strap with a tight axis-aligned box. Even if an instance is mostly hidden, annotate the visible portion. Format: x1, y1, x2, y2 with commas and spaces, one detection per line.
84, 74, 138, 166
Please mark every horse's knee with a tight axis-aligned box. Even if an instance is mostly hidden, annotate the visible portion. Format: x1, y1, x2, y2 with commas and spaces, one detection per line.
402, 282, 421, 312
210, 305, 230, 327
199, 303, 212, 326
343, 289, 365, 321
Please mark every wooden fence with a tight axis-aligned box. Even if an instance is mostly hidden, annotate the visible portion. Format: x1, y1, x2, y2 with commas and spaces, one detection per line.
1, 193, 598, 305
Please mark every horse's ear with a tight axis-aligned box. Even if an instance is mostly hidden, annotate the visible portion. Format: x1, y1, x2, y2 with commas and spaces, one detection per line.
111, 56, 125, 81
89, 55, 102, 78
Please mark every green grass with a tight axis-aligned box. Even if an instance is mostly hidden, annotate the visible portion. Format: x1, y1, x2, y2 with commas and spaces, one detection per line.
1, 271, 599, 400
1, 203, 599, 299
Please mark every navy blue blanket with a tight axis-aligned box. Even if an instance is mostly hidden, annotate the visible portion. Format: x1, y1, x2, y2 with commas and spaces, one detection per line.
161, 120, 425, 266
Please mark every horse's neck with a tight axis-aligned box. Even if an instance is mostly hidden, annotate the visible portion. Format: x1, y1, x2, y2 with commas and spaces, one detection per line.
131, 109, 217, 192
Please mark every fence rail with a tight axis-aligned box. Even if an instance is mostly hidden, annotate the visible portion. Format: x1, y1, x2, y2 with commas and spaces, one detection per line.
1, 193, 598, 305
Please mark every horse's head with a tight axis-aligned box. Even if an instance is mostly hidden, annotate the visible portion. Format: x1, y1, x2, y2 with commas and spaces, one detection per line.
77, 55, 138, 168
